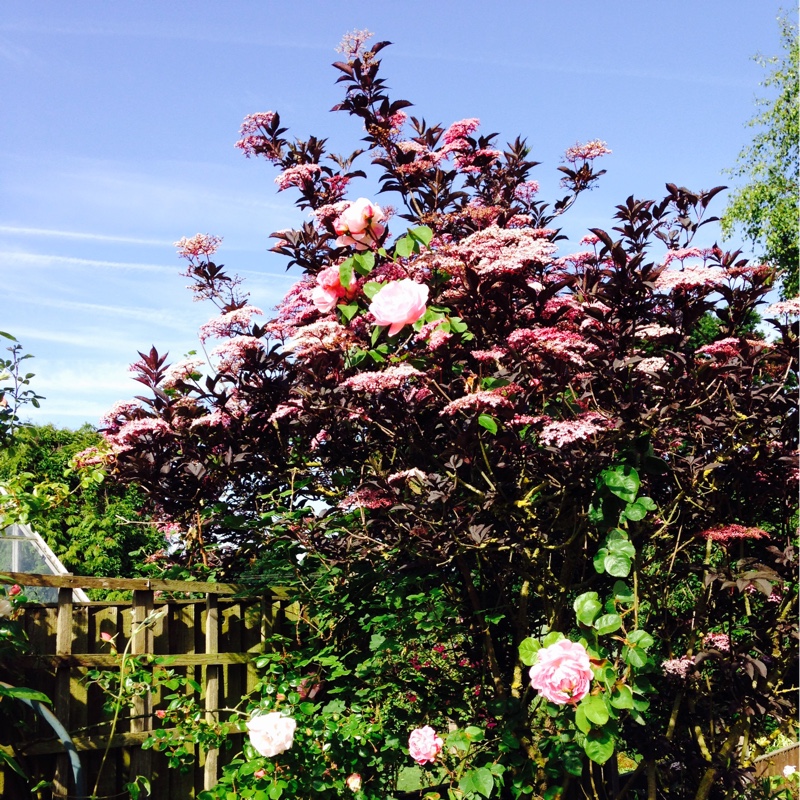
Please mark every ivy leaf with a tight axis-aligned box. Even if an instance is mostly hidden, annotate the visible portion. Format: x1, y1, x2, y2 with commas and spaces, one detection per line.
604, 553, 632, 578
593, 547, 609, 574
574, 592, 602, 626
601, 465, 640, 503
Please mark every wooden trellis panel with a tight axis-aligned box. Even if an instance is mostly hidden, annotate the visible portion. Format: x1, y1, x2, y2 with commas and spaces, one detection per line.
0, 572, 287, 800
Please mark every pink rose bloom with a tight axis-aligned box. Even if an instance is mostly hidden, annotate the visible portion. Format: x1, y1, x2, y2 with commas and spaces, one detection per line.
369, 279, 429, 336
529, 640, 593, 705
8, 584, 22, 597
346, 773, 362, 792
155, 709, 166, 719
254, 769, 266, 779
334, 198, 387, 250
100, 632, 114, 642
312, 265, 357, 313
408, 725, 443, 765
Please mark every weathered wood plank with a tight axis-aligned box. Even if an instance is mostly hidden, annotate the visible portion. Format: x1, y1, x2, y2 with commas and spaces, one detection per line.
0, 570, 270, 596
17, 651, 256, 668
204, 593, 220, 790
18, 728, 179, 756
130, 589, 154, 792
52, 586, 73, 798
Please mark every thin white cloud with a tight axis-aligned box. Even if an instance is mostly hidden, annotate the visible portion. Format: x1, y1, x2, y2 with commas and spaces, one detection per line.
0, 225, 171, 246
0, 251, 175, 274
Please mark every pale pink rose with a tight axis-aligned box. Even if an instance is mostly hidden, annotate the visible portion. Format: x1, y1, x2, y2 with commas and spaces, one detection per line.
529, 640, 593, 705
369, 279, 429, 336
334, 198, 387, 250
346, 773, 362, 792
246, 712, 297, 757
408, 725, 443, 765
312, 285, 340, 314
254, 769, 266, 779
317, 265, 347, 293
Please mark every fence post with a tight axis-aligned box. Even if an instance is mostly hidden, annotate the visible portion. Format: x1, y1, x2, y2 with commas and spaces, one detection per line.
130, 589, 154, 794
204, 592, 220, 790
52, 586, 73, 798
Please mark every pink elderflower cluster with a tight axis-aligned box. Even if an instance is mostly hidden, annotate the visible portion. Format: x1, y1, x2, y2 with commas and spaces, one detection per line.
457, 225, 558, 276
190, 410, 233, 429
339, 487, 394, 511
155, 520, 183, 537
454, 148, 503, 174
539, 412, 612, 447
161, 357, 205, 390
514, 180, 540, 204
323, 175, 351, 201
104, 418, 172, 452
174, 233, 223, 260
636, 323, 677, 339
765, 298, 800, 317
210, 336, 263, 373
471, 347, 508, 363
268, 277, 318, 339
274, 164, 321, 191
199, 306, 263, 343
312, 264, 358, 314
564, 139, 612, 163
288, 320, 353, 358
336, 28, 374, 59
442, 118, 480, 146
703, 633, 731, 652
695, 338, 741, 363
580, 234, 601, 246
268, 399, 304, 423
654, 265, 725, 292
333, 198, 387, 251
660, 247, 713, 268
341, 364, 424, 392
387, 468, 427, 487
508, 326, 599, 366
699, 524, 769, 542
440, 386, 519, 417
662, 656, 694, 678
636, 357, 668, 373
239, 112, 276, 136
100, 400, 143, 431
71, 446, 110, 470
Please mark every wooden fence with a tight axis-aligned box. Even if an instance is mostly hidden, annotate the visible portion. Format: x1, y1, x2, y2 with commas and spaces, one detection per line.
0, 572, 288, 800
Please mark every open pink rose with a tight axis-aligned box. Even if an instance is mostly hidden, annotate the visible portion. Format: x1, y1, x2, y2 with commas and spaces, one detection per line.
369, 279, 429, 336
333, 198, 387, 250
408, 725, 443, 765
529, 639, 593, 705
312, 265, 357, 313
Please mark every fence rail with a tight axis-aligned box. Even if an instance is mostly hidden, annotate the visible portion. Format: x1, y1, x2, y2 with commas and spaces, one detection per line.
0, 572, 287, 799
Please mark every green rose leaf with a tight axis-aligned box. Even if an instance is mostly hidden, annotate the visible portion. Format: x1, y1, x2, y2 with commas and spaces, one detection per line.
583, 729, 615, 764
362, 281, 384, 300
337, 303, 359, 322
628, 630, 654, 649
610, 684, 634, 709
542, 631, 566, 647
562, 747, 584, 777
574, 704, 592, 734
622, 646, 648, 668
339, 257, 355, 288
581, 694, 609, 726
478, 414, 498, 434
353, 251, 375, 275
394, 235, 415, 259
409, 225, 434, 247
575, 593, 602, 626
594, 613, 623, 635
519, 637, 540, 666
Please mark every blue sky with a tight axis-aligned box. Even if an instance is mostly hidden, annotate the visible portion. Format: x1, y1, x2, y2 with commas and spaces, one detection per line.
0, 1, 787, 429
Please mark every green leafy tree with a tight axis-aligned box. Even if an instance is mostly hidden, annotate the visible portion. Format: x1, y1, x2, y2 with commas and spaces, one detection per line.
0, 424, 163, 579
722, 13, 799, 297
